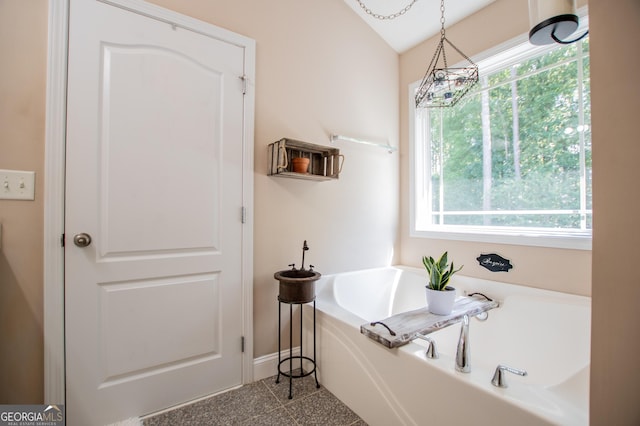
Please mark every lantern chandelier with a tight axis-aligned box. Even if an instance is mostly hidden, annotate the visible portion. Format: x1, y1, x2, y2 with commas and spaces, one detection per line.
355, 0, 479, 107
415, 0, 479, 108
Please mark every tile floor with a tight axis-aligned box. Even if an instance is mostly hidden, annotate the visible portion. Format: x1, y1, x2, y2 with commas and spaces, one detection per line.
143, 370, 367, 426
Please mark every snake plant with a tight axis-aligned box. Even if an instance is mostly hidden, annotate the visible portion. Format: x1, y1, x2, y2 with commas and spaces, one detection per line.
422, 251, 463, 291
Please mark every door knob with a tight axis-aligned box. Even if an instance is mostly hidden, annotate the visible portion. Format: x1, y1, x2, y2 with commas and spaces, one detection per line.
73, 233, 92, 247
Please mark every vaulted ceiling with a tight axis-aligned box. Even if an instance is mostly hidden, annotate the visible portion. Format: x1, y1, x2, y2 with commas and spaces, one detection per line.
342, 0, 496, 53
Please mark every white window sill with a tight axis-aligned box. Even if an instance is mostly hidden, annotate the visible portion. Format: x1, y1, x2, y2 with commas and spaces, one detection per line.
410, 227, 592, 250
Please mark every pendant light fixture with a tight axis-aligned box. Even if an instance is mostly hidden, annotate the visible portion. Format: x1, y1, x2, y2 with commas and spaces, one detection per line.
415, 0, 479, 108
528, 0, 588, 45
355, 0, 418, 20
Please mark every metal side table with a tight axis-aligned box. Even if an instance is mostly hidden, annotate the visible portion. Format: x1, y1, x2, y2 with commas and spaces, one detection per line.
276, 296, 320, 399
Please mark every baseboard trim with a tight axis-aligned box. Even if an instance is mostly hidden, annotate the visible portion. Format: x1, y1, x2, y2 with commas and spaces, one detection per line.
253, 347, 301, 381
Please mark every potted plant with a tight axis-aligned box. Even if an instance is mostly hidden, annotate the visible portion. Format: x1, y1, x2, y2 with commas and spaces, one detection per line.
422, 251, 463, 315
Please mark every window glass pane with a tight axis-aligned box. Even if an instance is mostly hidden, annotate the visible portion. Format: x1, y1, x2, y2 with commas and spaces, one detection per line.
517, 43, 577, 78
583, 55, 592, 215
439, 92, 483, 214
582, 37, 590, 54
416, 38, 591, 234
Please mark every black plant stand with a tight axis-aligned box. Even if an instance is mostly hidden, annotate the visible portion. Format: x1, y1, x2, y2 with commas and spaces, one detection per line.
276, 297, 320, 399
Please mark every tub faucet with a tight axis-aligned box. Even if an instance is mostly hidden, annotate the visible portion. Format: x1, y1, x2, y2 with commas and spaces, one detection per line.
415, 334, 439, 359
491, 365, 528, 388
455, 314, 471, 373
300, 240, 309, 271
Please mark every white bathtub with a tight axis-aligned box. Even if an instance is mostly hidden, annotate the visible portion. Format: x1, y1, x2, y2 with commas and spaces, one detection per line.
303, 266, 590, 426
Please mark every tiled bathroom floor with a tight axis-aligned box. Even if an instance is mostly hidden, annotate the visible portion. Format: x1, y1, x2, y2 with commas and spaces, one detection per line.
143, 370, 367, 425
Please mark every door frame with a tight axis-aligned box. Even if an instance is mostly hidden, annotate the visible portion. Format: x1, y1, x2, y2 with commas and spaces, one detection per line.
44, 0, 255, 405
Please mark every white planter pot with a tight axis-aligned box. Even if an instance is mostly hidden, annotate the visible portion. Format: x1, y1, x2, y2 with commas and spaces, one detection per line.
426, 286, 456, 315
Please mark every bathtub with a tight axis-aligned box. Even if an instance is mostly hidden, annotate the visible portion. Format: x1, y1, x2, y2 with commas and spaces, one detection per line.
303, 266, 590, 426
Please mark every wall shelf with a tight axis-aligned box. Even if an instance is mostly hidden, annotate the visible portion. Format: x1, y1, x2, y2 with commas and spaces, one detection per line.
268, 138, 342, 181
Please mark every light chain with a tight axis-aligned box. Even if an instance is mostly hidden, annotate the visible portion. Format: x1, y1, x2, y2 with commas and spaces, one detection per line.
355, 0, 418, 20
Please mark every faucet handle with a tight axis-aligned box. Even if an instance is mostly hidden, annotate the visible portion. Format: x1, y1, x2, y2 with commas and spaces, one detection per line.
491, 364, 528, 388
414, 334, 439, 359
288, 263, 296, 270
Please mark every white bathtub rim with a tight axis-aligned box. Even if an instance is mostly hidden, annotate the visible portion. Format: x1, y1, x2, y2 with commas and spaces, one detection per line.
394, 265, 590, 303
317, 265, 591, 319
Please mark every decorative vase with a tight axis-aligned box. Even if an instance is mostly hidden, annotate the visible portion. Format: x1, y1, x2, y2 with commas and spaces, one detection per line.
426, 286, 456, 315
291, 157, 310, 173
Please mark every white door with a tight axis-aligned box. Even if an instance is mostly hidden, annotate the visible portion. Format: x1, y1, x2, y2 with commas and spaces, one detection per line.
65, 1, 251, 424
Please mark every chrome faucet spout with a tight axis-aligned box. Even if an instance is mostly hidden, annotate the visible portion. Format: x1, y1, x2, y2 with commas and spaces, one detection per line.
455, 314, 471, 373
300, 240, 309, 270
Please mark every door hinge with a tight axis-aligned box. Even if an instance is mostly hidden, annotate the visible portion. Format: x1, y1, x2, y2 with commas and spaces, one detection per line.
61, 233, 65, 247
241, 336, 245, 353
241, 206, 247, 224
240, 75, 247, 95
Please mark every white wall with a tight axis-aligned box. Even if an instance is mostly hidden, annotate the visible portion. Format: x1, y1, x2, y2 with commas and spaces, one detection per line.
589, 0, 640, 423
1, 0, 398, 400
146, 0, 400, 357
0, 0, 47, 403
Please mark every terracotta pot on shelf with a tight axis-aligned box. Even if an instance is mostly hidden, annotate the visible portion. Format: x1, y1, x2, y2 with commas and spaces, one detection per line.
291, 157, 310, 174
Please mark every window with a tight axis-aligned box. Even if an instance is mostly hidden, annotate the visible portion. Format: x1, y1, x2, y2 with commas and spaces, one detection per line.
410, 35, 591, 250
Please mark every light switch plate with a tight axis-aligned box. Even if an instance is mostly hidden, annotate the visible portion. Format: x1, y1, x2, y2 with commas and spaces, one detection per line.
0, 169, 36, 200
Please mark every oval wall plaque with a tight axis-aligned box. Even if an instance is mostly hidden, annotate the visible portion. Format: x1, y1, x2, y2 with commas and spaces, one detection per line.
476, 253, 513, 272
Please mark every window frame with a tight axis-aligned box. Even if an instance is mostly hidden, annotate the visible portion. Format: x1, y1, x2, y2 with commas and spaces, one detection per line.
409, 26, 591, 251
